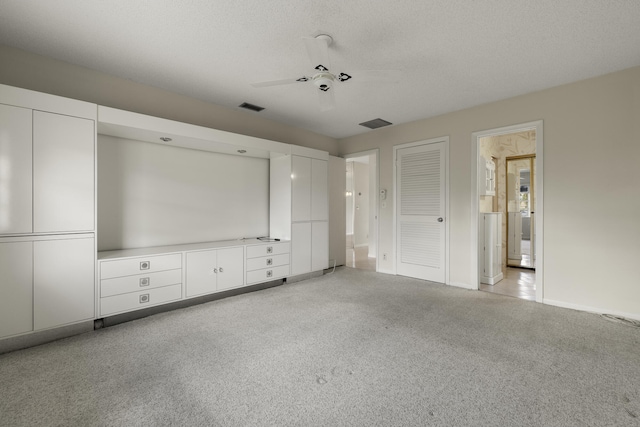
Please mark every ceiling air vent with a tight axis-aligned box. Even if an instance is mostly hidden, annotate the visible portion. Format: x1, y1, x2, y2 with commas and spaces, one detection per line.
359, 118, 392, 129
239, 102, 265, 112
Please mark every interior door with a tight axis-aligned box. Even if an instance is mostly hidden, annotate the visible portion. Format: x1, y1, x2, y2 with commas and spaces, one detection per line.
396, 142, 446, 283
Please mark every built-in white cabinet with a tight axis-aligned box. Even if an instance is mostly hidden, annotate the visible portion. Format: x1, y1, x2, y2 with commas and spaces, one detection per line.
271, 150, 329, 276
311, 221, 329, 271
0, 104, 95, 236
33, 111, 95, 233
480, 213, 503, 285
98, 239, 288, 317
99, 253, 182, 316
186, 247, 244, 297
291, 222, 312, 276
34, 237, 95, 330
508, 212, 523, 261
0, 236, 95, 339
479, 156, 496, 196
0, 241, 33, 338
0, 105, 32, 235
0, 84, 97, 343
245, 242, 290, 285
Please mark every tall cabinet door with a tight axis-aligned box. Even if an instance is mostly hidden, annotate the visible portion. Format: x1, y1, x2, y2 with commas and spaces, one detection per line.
33, 237, 95, 330
311, 159, 328, 221
0, 241, 33, 338
216, 247, 244, 291
311, 221, 329, 271
291, 156, 311, 222
0, 104, 32, 234
291, 222, 312, 276
33, 111, 95, 233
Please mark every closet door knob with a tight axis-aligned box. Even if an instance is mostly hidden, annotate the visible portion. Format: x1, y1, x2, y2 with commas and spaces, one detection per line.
437, 217, 444, 222
219, 267, 224, 273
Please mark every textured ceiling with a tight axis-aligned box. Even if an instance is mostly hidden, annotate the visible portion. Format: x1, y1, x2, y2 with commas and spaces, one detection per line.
1, 0, 640, 139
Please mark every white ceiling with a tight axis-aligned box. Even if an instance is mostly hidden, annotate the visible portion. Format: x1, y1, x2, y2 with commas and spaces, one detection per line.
1, 1, 640, 139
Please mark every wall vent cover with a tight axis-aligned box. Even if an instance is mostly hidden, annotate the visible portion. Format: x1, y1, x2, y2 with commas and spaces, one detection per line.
239, 102, 265, 112
359, 118, 392, 129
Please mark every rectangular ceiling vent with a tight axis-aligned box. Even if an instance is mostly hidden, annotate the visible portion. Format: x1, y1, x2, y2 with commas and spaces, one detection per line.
359, 118, 392, 129
239, 102, 265, 112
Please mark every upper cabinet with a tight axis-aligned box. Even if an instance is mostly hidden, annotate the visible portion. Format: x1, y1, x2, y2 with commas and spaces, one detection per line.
0, 84, 96, 236
33, 111, 95, 233
0, 104, 32, 234
311, 158, 328, 221
479, 156, 496, 196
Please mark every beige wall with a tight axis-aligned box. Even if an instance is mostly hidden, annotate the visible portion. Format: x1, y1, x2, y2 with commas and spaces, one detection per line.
0, 44, 339, 155
339, 66, 640, 318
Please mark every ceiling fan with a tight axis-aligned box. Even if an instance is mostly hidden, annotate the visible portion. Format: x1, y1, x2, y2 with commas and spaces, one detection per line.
251, 34, 397, 111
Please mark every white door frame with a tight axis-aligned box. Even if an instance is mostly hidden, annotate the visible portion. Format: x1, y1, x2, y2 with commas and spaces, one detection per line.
393, 137, 450, 284
471, 121, 544, 302
345, 149, 380, 272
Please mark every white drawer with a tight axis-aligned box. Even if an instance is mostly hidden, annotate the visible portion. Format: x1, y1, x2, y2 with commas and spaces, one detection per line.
246, 253, 289, 271
246, 264, 290, 285
246, 242, 290, 259
101, 269, 182, 298
100, 253, 182, 279
100, 284, 182, 316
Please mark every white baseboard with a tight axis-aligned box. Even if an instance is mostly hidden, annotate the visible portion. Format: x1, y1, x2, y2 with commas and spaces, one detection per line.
376, 268, 395, 275
450, 281, 475, 290
543, 299, 640, 321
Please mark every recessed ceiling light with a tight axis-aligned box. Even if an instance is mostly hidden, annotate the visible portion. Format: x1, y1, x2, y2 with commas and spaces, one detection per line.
359, 118, 392, 130
159, 137, 172, 142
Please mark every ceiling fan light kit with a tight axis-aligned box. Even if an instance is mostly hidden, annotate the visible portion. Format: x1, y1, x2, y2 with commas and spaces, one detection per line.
251, 33, 394, 113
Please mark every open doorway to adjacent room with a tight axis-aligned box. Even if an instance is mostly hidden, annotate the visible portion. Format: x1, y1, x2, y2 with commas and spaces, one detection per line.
345, 151, 378, 271
474, 122, 543, 302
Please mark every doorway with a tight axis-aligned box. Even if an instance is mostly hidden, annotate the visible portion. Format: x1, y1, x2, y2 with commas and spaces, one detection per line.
345, 151, 378, 271
472, 121, 543, 302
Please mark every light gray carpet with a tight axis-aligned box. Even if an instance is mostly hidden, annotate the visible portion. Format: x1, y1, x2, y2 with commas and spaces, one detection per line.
1, 267, 639, 426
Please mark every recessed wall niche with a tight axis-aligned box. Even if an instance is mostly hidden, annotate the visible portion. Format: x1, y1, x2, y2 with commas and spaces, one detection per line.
97, 135, 269, 251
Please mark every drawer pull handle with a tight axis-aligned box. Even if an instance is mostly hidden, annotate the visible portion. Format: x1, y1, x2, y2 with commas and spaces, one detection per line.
140, 261, 150, 270
266, 258, 273, 266
140, 277, 150, 287
140, 294, 150, 303
267, 246, 273, 254
266, 270, 273, 278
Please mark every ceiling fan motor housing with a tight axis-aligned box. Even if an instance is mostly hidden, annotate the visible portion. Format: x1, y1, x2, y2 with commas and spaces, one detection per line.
313, 72, 334, 91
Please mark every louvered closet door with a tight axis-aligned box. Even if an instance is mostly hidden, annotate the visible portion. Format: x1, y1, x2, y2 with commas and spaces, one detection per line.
396, 142, 446, 283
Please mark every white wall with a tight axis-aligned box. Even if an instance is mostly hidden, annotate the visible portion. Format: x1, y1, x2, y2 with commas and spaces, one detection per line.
339, 66, 640, 319
98, 135, 269, 250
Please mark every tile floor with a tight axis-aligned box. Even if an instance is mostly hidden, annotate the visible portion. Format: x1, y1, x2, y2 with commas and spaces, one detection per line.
507, 239, 535, 269
480, 267, 536, 301
346, 245, 376, 271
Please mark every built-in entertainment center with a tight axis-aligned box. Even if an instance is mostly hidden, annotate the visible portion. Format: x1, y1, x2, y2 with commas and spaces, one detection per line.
0, 84, 329, 352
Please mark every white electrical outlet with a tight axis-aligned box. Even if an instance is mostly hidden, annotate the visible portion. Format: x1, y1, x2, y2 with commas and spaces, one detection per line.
383, 253, 387, 261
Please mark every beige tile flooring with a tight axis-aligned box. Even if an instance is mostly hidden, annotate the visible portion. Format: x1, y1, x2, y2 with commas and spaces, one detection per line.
480, 267, 536, 301
346, 245, 377, 271
507, 239, 535, 269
